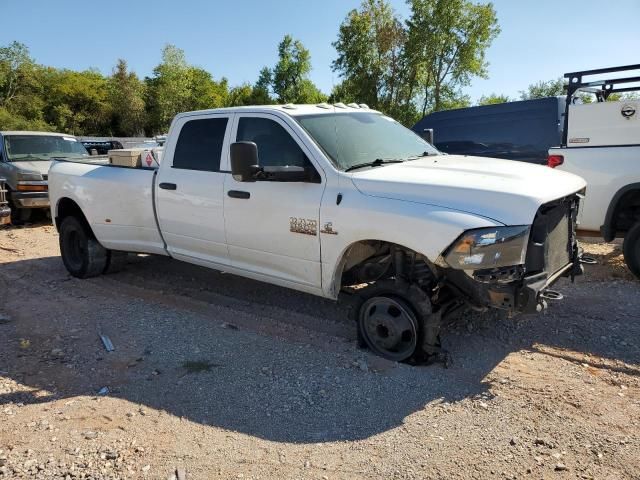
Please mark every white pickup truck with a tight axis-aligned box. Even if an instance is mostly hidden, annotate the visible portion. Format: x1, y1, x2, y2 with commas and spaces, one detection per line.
49, 104, 588, 363
548, 65, 640, 279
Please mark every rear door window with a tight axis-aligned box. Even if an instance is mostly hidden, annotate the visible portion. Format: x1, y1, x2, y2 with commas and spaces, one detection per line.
173, 117, 228, 171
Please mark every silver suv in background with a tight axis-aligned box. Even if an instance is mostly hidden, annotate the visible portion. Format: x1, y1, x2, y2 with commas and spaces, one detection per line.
0, 131, 90, 222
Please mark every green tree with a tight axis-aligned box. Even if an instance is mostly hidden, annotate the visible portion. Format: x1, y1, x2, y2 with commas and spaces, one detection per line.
185, 67, 228, 111
0, 41, 52, 130
271, 35, 326, 104
332, 0, 499, 125
405, 0, 500, 115
332, 0, 407, 111
251, 67, 274, 104
145, 45, 192, 133
477, 93, 510, 105
0, 41, 33, 107
108, 59, 146, 136
226, 84, 254, 106
145, 44, 230, 133
42, 68, 111, 135
519, 78, 565, 100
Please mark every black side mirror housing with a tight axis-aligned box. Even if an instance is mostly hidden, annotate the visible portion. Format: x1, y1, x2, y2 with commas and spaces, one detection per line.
231, 141, 317, 183
261, 165, 312, 182
230, 141, 261, 182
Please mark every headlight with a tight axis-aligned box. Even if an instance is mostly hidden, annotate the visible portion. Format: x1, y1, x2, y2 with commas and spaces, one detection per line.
16, 171, 44, 181
444, 225, 530, 270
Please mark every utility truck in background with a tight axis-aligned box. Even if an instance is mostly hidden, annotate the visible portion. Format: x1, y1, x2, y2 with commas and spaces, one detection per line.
49, 104, 589, 363
548, 65, 640, 279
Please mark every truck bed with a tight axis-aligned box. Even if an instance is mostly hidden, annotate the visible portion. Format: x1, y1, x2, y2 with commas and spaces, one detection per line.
49, 160, 166, 255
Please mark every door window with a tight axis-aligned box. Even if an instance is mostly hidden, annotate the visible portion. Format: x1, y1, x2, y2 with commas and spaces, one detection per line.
236, 117, 310, 168
173, 117, 228, 171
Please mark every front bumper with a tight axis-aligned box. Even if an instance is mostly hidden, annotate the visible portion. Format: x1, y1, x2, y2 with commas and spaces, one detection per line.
443, 257, 581, 315
0, 206, 10, 225
442, 193, 583, 315
10, 191, 50, 208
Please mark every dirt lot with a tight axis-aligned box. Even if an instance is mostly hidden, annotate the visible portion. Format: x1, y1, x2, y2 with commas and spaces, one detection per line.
0, 223, 639, 479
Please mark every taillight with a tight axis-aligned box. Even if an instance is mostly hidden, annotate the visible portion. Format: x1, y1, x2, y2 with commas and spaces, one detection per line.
547, 154, 564, 168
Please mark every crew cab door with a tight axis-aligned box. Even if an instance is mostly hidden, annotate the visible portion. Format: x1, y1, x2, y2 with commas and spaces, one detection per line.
223, 113, 325, 291
156, 113, 233, 266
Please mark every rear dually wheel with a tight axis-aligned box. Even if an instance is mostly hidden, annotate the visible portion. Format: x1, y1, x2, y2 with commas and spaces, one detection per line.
59, 216, 107, 278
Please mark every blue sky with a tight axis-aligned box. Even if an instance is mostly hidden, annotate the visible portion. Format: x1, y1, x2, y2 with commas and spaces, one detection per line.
2, 0, 639, 102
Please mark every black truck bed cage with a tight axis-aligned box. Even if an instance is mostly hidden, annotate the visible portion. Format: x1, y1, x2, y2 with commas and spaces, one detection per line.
565, 64, 640, 100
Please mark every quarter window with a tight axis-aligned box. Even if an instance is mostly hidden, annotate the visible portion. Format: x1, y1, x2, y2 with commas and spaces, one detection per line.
236, 117, 310, 168
173, 117, 228, 171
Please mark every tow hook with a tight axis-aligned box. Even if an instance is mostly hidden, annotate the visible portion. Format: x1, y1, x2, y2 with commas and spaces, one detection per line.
540, 289, 564, 301
579, 256, 597, 265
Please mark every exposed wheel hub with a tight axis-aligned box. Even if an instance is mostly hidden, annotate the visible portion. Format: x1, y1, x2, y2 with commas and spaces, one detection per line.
359, 297, 418, 361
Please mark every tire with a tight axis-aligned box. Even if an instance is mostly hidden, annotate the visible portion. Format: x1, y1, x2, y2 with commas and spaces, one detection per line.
623, 222, 640, 280
59, 216, 107, 278
352, 280, 436, 363
11, 207, 32, 225
104, 250, 128, 274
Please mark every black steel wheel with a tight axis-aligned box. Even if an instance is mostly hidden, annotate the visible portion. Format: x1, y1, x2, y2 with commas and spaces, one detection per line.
358, 295, 419, 362
59, 216, 107, 278
623, 221, 640, 280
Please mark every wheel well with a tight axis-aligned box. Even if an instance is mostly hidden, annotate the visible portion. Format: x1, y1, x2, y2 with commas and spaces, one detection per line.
605, 186, 640, 240
337, 240, 436, 292
55, 198, 91, 233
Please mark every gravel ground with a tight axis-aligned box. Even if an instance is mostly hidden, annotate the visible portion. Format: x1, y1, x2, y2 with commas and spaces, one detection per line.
0, 223, 639, 479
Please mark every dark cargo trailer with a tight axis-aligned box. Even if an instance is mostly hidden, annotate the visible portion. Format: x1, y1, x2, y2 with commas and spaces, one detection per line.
413, 97, 565, 165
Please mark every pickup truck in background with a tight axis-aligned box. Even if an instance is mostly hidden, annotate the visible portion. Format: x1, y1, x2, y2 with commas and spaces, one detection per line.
548, 65, 640, 279
0, 131, 91, 223
80, 140, 124, 155
49, 104, 588, 363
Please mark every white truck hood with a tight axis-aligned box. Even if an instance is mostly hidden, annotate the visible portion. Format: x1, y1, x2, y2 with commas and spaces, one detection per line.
10, 160, 52, 177
350, 155, 587, 225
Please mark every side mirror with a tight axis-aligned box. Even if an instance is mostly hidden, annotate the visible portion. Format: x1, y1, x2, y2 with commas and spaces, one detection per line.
421, 128, 434, 145
230, 141, 260, 182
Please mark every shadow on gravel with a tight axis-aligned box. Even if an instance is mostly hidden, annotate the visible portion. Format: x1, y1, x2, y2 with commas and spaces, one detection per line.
1, 254, 639, 443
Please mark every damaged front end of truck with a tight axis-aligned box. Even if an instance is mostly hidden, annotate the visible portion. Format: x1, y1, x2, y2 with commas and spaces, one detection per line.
342, 193, 592, 366
436, 193, 592, 316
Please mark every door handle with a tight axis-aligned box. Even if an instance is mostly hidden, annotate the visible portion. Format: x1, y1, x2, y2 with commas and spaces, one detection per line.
159, 182, 177, 190
228, 190, 250, 199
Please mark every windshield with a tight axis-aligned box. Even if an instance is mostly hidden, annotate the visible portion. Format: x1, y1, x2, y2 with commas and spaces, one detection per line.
296, 111, 439, 170
4, 135, 89, 161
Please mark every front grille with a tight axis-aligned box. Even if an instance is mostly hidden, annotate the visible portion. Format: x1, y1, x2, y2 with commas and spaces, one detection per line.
0, 179, 7, 207
525, 196, 577, 276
